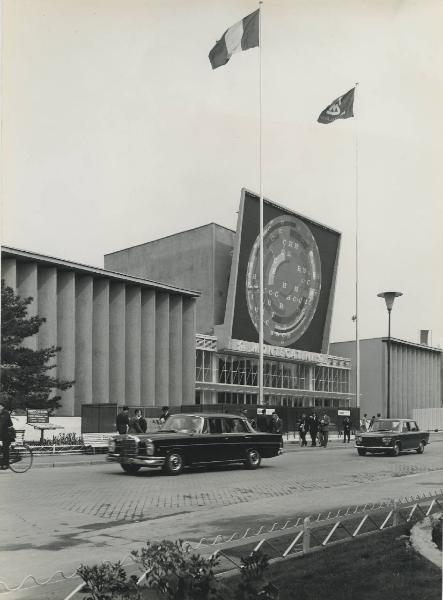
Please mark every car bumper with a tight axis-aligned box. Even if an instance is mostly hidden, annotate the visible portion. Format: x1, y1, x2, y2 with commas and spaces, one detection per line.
355, 445, 393, 451
107, 454, 165, 468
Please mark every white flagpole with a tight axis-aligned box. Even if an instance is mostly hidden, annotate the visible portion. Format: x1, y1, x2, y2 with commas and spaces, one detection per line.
354, 82, 360, 411
259, 1, 264, 407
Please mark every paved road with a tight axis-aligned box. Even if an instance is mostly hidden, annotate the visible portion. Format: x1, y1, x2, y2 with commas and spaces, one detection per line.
1, 442, 442, 597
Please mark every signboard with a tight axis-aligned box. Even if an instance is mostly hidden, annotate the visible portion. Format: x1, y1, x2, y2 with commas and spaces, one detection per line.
338, 410, 351, 416
27, 409, 50, 424
226, 339, 350, 368
220, 189, 341, 353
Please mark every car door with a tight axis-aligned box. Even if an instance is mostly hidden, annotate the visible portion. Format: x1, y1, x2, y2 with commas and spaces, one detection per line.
221, 417, 249, 460
400, 421, 414, 449
408, 420, 420, 448
202, 417, 226, 462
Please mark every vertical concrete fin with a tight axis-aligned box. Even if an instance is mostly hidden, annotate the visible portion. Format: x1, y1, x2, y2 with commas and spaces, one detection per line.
92, 279, 110, 403
57, 271, 76, 416
141, 289, 156, 406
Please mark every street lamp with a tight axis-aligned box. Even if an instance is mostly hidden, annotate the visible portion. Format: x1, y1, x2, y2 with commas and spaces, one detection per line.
377, 291, 403, 418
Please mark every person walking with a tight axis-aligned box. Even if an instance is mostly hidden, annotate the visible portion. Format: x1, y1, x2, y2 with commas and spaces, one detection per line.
298, 414, 308, 447
343, 415, 352, 443
360, 413, 369, 432
159, 406, 171, 424
271, 412, 282, 434
0, 403, 15, 470
257, 409, 269, 433
116, 406, 130, 435
131, 409, 147, 434
309, 412, 320, 447
319, 413, 331, 447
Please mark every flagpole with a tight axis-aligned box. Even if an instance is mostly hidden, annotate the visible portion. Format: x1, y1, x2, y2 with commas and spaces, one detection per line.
354, 82, 360, 412
259, 1, 264, 407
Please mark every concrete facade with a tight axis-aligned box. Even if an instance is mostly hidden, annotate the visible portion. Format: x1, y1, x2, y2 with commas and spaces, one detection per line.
1, 247, 199, 416
330, 338, 442, 419
104, 223, 235, 335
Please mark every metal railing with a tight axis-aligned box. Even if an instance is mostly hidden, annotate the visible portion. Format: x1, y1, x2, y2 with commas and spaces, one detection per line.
0, 490, 440, 597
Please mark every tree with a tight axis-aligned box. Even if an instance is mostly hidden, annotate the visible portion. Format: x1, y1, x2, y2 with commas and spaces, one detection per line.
1, 281, 74, 410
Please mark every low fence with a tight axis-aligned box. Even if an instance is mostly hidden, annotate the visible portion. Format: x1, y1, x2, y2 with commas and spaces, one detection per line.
0, 491, 441, 597
412, 408, 443, 432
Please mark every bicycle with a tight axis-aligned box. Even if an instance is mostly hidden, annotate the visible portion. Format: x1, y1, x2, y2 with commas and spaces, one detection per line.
0, 430, 33, 473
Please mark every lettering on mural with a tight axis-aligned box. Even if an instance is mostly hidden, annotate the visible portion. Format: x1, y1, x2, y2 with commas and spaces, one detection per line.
226, 339, 349, 368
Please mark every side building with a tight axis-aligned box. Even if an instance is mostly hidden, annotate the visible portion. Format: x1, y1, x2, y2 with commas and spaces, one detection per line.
330, 338, 442, 421
1, 247, 199, 416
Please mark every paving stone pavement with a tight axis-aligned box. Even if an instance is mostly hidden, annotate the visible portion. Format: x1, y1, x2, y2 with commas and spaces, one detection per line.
1, 444, 442, 595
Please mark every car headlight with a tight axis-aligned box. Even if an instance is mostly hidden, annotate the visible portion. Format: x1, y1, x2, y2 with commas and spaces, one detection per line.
382, 437, 392, 445
355, 436, 362, 444
108, 439, 116, 452
146, 440, 155, 456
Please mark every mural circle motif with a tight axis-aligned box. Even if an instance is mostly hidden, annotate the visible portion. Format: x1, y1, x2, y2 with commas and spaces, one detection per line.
245, 215, 322, 346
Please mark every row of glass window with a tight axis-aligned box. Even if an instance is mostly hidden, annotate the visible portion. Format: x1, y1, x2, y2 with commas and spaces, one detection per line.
196, 350, 350, 393
195, 391, 351, 409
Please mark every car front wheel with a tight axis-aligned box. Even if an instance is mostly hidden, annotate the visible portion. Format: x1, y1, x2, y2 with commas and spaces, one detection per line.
121, 464, 141, 475
244, 448, 261, 470
163, 452, 184, 475
391, 443, 401, 457
416, 442, 425, 454
357, 449, 366, 456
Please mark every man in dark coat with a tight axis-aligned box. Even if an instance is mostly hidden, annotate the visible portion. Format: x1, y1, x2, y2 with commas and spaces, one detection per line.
257, 409, 269, 433
131, 409, 147, 434
0, 402, 14, 469
343, 416, 352, 443
309, 413, 319, 447
298, 413, 308, 447
159, 406, 171, 424
271, 412, 282, 434
116, 406, 130, 434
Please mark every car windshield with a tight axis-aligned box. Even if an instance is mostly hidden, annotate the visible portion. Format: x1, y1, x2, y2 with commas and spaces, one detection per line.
159, 415, 203, 434
371, 419, 401, 432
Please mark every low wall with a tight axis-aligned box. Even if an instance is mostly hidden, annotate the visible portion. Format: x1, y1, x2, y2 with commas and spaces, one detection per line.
10, 416, 82, 442
412, 408, 443, 431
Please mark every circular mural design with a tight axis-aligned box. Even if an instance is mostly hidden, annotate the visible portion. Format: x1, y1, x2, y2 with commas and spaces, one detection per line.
246, 214, 322, 346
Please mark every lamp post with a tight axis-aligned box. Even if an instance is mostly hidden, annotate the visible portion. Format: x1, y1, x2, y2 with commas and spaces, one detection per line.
377, 291, 403, 418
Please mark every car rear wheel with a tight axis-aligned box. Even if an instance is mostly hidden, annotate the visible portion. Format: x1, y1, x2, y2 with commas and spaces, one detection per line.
357, 449, 366, 456
391, 443, 401, 457
120, 464, 141, 475
416, 441, 425, 454
244, 448, 261, 470
163, 452, 184, 475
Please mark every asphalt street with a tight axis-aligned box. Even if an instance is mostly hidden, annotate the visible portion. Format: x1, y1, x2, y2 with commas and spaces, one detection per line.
1, 441, 442, 598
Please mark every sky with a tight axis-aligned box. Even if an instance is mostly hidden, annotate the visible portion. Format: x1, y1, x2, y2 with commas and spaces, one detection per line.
1, 0, 442, 348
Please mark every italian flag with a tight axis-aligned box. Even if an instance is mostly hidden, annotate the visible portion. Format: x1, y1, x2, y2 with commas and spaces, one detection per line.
209, 10, 260, 70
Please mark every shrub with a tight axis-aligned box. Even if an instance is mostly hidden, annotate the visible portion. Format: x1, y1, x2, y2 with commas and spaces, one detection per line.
235, 551, 279, 600
431, 516, 442, 551
131, 540, 222, 600
77, 562, 142, 600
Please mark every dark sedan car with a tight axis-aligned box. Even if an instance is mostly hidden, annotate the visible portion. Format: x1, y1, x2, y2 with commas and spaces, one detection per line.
355, 418, 430, 457
107, 413, 283, 475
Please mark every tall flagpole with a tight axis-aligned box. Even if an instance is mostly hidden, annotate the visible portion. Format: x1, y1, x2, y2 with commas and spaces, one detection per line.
259, 1, 264, 407
354, 82, 360, 411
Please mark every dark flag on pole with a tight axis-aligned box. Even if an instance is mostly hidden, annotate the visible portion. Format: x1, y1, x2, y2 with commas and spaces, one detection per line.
317, 88, 355, 124
209, 10, 260, 69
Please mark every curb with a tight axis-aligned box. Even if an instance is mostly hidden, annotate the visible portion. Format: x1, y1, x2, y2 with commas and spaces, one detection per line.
410, 513, 442, 567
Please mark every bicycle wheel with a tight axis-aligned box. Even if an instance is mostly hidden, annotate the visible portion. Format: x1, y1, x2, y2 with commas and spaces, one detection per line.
9, 444, 33, 473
